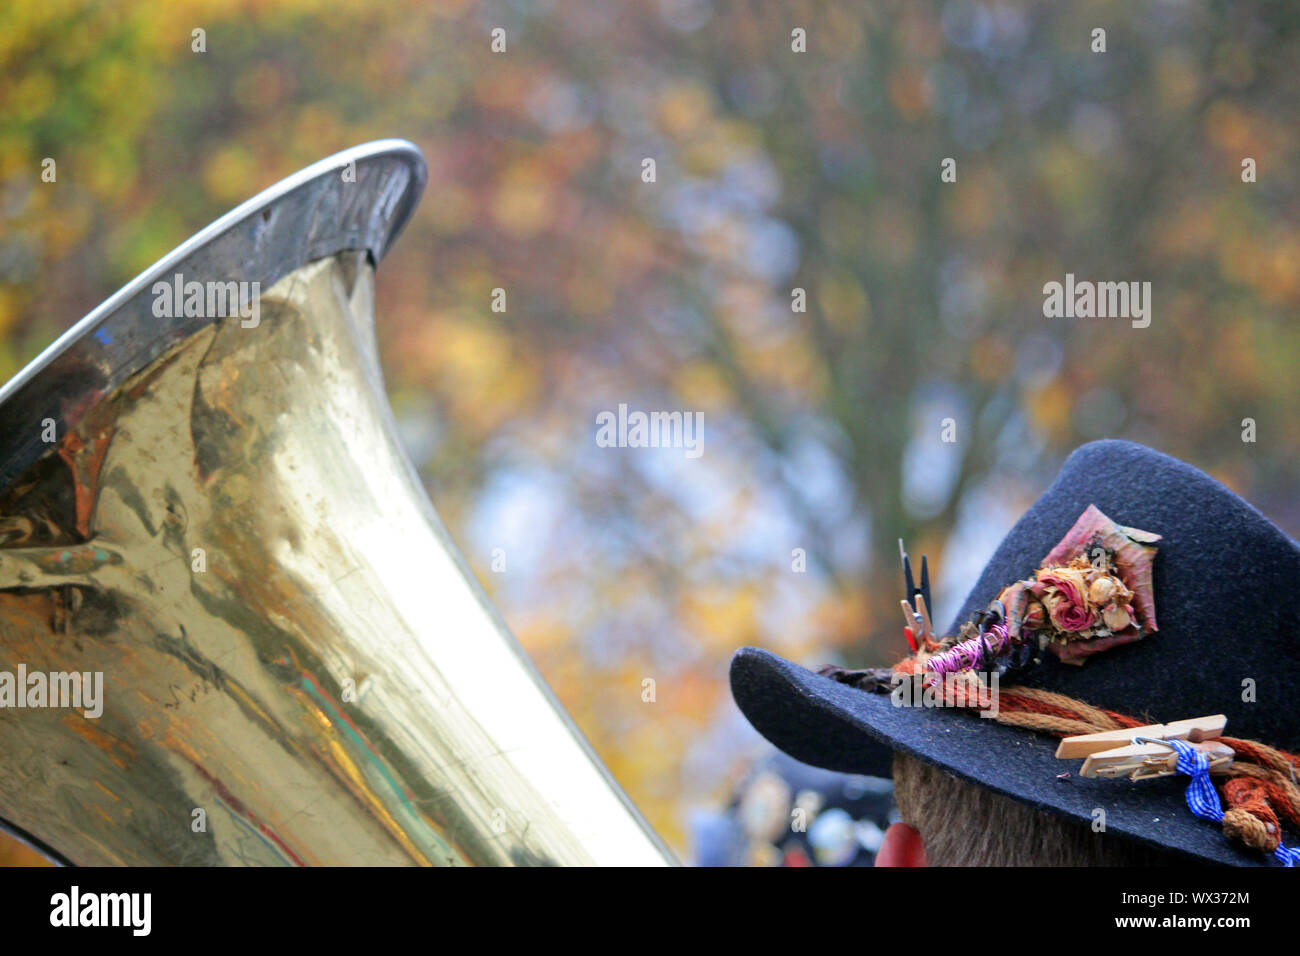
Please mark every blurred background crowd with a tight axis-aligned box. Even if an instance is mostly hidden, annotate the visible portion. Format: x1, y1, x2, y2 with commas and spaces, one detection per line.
2, 0, 1298, 863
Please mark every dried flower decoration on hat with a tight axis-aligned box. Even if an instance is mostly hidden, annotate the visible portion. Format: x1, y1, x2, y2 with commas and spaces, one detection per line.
892, 505, 1161, 686
813, 505, 1300, 863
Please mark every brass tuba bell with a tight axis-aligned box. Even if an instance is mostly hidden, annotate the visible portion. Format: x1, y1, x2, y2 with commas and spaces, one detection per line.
0, 141, 673, 866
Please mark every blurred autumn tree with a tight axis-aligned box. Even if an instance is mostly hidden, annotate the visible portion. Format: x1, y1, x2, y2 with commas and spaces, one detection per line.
2, 0, 1299, 855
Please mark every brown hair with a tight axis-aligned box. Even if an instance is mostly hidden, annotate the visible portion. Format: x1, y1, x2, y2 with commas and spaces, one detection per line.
891, 751, 1196, 866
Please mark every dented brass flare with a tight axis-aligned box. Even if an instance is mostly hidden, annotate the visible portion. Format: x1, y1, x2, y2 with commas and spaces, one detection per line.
0, 186, 669, 866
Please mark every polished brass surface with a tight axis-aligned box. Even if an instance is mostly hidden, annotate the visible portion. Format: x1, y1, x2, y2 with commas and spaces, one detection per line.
0, 253, 672, 865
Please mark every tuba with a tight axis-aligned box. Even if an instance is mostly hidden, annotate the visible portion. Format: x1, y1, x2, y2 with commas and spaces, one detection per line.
0, 141, 673, 866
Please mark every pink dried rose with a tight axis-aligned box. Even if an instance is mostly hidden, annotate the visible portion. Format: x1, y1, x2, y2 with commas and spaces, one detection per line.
1041, 503, 1160, 636
1039, 505, 1161, 665
1035, 567, 1097, 632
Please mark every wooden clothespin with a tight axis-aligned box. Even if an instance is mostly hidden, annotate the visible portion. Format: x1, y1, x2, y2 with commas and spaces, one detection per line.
915, 593, 933, 642
1055, 715, 1233, 781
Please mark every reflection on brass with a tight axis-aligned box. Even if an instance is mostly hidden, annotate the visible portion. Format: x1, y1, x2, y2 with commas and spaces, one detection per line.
0, 834, 51, 867
0, 249, 671, 866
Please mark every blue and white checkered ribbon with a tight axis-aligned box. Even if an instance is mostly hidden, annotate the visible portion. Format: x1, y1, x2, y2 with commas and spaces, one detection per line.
1164, 738, 1299, 867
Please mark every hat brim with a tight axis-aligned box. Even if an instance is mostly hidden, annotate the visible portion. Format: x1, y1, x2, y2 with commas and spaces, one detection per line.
730, 646, 1263, 865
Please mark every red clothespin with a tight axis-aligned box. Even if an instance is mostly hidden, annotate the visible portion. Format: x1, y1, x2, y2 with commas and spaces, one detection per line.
903, 626, 917, 654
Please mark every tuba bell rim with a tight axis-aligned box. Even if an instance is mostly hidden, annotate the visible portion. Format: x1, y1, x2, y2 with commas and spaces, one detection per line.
0, 139, 428, 491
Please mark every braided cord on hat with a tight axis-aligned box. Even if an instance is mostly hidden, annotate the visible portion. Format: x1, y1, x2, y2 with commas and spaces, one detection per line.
1164, 739, 1300, 867
996, 691, 1299, 860
892, 648, 1300, 863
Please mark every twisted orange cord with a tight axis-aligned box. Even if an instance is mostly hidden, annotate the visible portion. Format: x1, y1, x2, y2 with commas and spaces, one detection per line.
893, 653, 1300, 856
